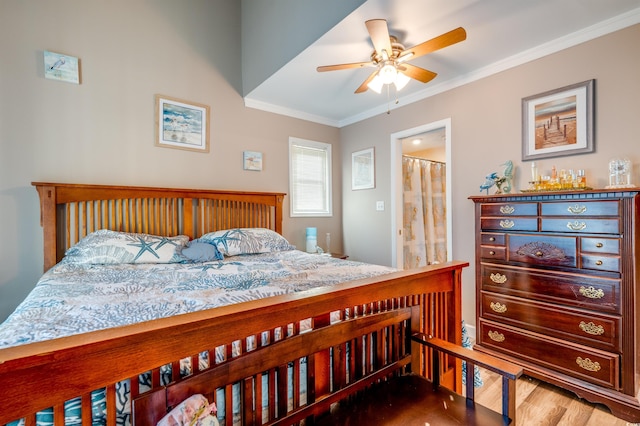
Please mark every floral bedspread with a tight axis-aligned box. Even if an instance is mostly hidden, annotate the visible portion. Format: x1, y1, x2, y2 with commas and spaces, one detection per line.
0, 250, 394, 349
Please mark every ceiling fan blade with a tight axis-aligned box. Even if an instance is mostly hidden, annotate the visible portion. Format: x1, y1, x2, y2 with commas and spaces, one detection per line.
365, 19, 393, 58
402, 27, 467, 60
317, 62, 373, 72
399, 63, 437, 83
355, 70, 378, 94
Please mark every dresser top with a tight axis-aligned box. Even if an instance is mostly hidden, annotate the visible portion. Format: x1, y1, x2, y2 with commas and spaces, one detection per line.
469, 188, 639, 203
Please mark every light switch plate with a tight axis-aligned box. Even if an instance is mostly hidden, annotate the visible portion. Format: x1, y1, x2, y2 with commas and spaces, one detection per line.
376, 201, 385, 211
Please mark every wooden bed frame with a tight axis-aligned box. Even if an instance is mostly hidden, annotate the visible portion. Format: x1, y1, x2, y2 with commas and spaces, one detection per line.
0, 182, 468, 425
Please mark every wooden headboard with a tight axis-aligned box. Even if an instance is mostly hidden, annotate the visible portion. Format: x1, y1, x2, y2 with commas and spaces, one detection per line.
32, 182, 286, 271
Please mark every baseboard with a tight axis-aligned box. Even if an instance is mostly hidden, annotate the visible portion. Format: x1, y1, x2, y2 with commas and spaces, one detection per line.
466, 324, 477, 345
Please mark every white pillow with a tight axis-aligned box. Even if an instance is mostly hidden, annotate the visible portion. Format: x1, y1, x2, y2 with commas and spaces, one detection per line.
194, 228, 295, 257
63, 229, 189, 264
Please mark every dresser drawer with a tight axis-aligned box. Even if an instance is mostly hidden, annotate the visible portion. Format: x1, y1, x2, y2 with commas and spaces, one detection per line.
541, 218, 620, 234
541, 201, 619, 217
481, 202, 537, 216
481, 232, 505, 245
581, 254, 621, 273
478, 320, 619, 389
481, 217, 538, 232
480, 246, 506, 260
581, 237, 620, 255
480, 264, 621, 313
480, 293, 620, 351
508, 235, 577, 268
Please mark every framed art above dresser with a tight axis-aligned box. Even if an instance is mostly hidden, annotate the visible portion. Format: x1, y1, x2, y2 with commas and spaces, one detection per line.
469, 188, 640, 422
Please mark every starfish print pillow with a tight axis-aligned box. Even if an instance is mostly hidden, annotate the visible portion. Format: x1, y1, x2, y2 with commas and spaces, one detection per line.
63, 229, 189, 265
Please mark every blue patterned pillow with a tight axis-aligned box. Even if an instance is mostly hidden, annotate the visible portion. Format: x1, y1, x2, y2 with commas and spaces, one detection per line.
181, 241, 224, 262
63, 230, 189, 264
195, 228, 295, 257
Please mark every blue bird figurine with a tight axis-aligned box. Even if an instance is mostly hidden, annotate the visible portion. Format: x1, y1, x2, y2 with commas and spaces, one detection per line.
480, 172, 499, 194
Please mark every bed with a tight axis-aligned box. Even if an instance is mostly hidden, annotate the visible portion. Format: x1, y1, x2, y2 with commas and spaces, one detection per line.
0, 182, 468, 425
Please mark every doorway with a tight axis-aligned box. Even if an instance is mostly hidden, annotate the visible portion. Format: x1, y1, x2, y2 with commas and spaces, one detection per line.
390, 119, 452, 269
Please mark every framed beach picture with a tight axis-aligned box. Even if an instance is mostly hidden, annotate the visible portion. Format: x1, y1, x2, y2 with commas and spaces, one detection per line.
352, 147, 375, 190
44, 50, 80, 84
155, 95, 210, 153
522, 80, 594, 161
243, 151, 263, 171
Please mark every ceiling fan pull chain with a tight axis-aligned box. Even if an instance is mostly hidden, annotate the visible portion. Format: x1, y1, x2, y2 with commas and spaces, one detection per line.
386, 84, 391, 114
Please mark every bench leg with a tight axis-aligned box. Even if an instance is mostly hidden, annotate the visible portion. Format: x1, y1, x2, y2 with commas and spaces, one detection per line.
503, 375, 516, 425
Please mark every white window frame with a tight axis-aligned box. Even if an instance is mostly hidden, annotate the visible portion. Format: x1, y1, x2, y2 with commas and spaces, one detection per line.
289, 137, 333, 217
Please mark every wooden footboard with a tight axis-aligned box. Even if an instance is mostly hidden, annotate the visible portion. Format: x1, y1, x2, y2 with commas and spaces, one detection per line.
0, 261, 466, 425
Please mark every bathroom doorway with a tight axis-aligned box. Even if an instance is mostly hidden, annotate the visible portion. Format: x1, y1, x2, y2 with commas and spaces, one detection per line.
390, 119, 452, 269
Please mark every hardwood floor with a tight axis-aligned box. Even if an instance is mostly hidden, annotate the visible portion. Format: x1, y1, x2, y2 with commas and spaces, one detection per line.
475, 368, 632, 425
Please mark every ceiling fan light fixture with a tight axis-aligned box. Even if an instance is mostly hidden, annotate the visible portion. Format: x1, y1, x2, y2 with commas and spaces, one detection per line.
378, 63, 397, 84
367, 74, 384, 93
394, 72, 410, 91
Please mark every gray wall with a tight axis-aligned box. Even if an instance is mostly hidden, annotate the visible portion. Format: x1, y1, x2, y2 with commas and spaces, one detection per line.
340, 23, 640, 325
0, 0, 343, 321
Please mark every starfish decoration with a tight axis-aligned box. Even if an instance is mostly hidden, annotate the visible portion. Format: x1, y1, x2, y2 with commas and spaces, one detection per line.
128, 237, 160, 261
155, 236, 180, 250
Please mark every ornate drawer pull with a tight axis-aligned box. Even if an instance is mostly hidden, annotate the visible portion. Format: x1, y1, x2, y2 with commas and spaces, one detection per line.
595, 242, 603, 248
576, 356, 601, 372
489, 250, 495, 255
567, 204, 587, 214
500, 220, 515, 229
500, 205, 515, 214
489, 237, 495, 242
535, 251, 544, 257
567, 221, 587, 231
490, 273, 507, 284
490, 302, 507, 313
488, 330, 505, 342
579, 286, 604, 299
595, 260, 603, 266
579, 321, 605, 335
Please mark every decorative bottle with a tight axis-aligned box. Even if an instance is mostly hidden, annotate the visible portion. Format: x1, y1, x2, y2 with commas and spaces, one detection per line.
306, 227, 317, 253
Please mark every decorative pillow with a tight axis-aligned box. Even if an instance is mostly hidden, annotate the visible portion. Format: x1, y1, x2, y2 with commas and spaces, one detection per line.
63, 229, 189, 264
194, 228, 295, 257
156, 394, 218, 426
181, 241, 224, 262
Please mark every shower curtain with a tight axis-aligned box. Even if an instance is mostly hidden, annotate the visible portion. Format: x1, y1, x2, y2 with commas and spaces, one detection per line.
402, 156, 447, 269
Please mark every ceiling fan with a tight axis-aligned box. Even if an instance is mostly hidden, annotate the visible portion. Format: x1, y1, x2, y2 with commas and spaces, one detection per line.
317, 19, 466, 94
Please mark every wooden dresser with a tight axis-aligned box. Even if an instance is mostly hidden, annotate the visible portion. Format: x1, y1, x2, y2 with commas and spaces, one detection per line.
469, 189, 640, 422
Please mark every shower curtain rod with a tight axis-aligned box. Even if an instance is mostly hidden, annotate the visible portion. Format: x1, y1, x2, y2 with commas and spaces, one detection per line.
402, 154, 445, 164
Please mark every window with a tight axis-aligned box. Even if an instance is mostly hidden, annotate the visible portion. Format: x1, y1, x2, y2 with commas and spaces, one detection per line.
289, 137, 332, 217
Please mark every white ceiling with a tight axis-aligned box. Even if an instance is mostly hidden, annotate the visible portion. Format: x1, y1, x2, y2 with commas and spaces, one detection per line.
244, 0, 640, 128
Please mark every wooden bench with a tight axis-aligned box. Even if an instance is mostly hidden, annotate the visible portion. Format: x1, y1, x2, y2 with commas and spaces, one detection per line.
135, 305, 523, 426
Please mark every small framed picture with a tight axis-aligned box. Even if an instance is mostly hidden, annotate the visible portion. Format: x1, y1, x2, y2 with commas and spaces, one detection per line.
155, 95, 210, 153
352, 148, 375, 190
243, 151, 263, 171
522, 79, 594, 161
44, 50, 80, 84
